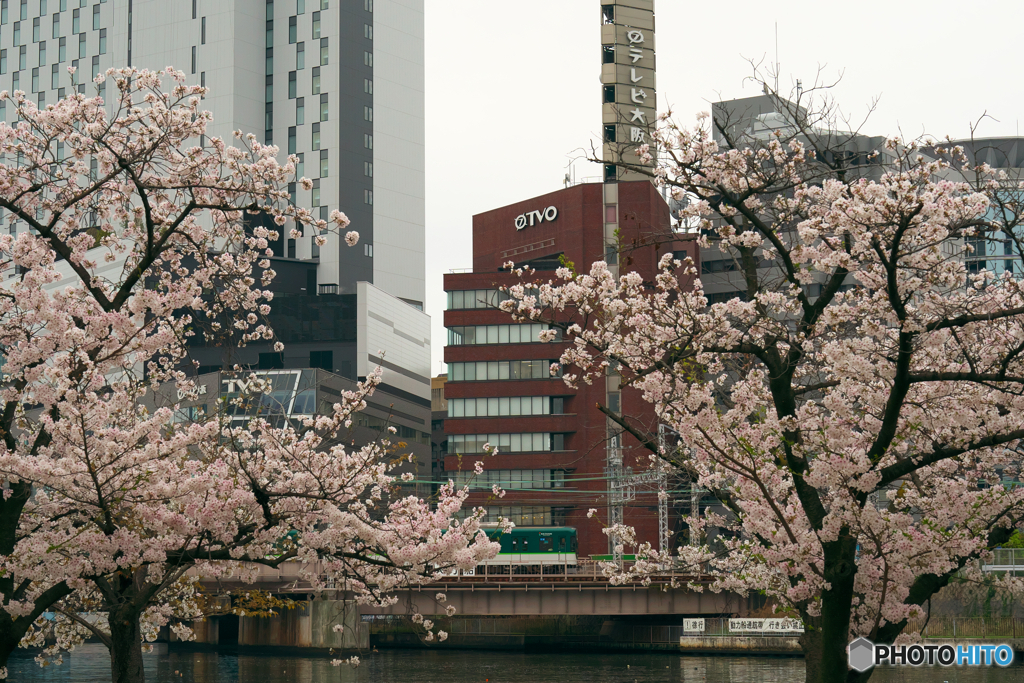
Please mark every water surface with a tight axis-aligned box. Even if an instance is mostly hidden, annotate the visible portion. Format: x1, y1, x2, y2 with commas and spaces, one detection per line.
8, 645, 1023, 682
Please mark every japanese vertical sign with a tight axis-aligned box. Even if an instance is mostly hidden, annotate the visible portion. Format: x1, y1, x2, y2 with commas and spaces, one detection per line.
600, 0, 656, 181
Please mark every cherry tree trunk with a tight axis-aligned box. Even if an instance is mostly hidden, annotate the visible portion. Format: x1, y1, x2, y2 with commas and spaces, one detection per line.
108, 607, 146, 683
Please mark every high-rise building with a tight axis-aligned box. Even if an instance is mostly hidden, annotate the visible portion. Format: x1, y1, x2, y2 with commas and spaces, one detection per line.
440, 0, 704, 558
0, 0, 433, 468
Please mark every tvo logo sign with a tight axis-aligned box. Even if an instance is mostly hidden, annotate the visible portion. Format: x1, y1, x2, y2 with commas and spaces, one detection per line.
515, 206, 558, 230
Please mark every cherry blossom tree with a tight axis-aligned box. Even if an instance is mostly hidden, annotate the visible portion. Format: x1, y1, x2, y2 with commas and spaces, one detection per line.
0, 68, 497, 683
504, 81, 1024, 683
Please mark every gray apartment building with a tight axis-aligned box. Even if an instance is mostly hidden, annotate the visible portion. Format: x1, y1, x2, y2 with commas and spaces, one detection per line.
0, 0, 434, 469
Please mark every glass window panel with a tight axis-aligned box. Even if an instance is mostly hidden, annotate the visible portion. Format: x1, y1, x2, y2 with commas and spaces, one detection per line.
498, 324, 509, 344
510, 397, 520, 415
487, 326, 498, 344
446, 291, 452, 310
511, 433, 521, 451
534, 396, 544, 414
486, 362, 497, 380
464, 400, 475, 417
508, 325, 519, 344
487, 398, 498, 416
450, 399, 462, 417
498, 434, 510, 448
499, 397, 509, 416
473, 326, 484, 344
452, 363, 463, 381
498, 362, 509, 380
453, 290, 464, 309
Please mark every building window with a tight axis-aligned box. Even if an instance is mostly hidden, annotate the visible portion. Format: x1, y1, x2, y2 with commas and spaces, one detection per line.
295, 96, 304, 125
602, 44, 614, 64
49, 62, 57, 87
311, 122, 319, 150
363, 133, 372, 149
319, 37, 327, 65
363, 78, 372, 94
295, 41, 304, 69
258, 352, 284, 370
320, 0, 327, 8
311, 10, 319, 38
91, 4, 98, 30
311, 65, 319, 94
51, 11, 57, 37
363, 23, 371, 39
363, 0, 371, 10
603, 84, 614, 103
319, 149, 327, 177
311, 178, 319, 206
192, 0, 196, 19
31, 16, 37, 42
288, 15, 296, 43
58, 36, 64, 62
78, 31, 84, 58
288, 69, 296, 98
265, 103, 273, 142
446, 324, 559, 346
363, 105, 372, 121
363, 50, 372, 67
264, 74, 273, 102
364, 243, 372, 257
449, 396, 560, 418
449, 433, 552, 455
0, 50, 5, 74
309, 350, 332, 371
287, 238, 296, 258
604, 124, 615, 143
364, 161, 372, 177
287, 126, 296, 154
265, 19, 273, 48
1, 2, 6, 25
98, 28, 105, 54
30, 67, 37, 92
295, 152, 303, 178
319, 93, 327, 121
13, 21, 20, 45
296, 0, 304, 14
288, 181, 296, 205
91, 54, 98, 79
447, 359, 560, 382
17, 0, 23, 20
363, 189, 372, 205
265, 47, 273, 74
37, 40, 44, 65
201, 16, 206, 44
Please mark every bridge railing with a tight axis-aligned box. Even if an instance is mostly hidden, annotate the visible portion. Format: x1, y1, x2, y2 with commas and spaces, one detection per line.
431, 560, 695, 583
901, 616, 1024, 639
983, 548, 1024, 573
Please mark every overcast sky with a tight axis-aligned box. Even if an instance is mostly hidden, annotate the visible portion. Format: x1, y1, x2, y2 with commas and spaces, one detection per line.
421, 0, 1024, 373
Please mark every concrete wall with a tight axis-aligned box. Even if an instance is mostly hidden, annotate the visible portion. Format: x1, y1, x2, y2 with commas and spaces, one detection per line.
357, 280, 431, 400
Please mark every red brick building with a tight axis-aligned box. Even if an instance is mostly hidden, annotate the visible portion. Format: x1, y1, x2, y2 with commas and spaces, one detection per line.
443, 180, 699, 557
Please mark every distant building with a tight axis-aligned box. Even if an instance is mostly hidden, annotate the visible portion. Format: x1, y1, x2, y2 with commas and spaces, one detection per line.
442, 180, 699, 557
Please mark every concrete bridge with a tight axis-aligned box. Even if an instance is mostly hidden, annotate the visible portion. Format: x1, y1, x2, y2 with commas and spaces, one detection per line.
197, 560, 756, 617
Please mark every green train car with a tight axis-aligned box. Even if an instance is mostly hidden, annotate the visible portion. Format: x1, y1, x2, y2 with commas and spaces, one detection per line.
479, 526, 578, 567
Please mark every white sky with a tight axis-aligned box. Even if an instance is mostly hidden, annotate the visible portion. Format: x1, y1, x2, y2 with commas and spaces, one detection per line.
422, 0, 1024, 373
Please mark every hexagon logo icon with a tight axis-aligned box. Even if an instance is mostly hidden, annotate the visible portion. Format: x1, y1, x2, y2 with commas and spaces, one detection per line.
848, 637, 875, 672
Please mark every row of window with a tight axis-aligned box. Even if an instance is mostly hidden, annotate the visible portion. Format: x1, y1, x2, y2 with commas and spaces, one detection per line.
450, 469, 566, 490
447, 360, 556, 382
457, 506, 554, 527
285, 66, 335, 99
354, 413, 429, 446
446, 324, 560, 346
448, 432, 565, 454
1, 2, 99, 39
0, 28, 94, 74
446, 289, 508, 311
448, 396, 564, 418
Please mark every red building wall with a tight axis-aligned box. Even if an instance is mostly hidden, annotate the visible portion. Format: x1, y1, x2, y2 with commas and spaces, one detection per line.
444, 181, 699, 557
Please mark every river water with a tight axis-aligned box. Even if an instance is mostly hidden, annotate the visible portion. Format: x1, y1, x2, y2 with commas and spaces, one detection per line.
7, 645, 1024, 682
